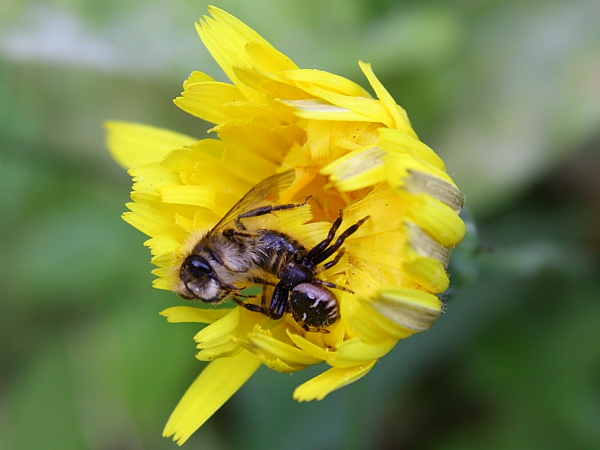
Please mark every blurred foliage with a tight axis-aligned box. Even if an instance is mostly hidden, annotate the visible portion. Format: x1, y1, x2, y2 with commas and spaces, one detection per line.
1, 0, 599, 449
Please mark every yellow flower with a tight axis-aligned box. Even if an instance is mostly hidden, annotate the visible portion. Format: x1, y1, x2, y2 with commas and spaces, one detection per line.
106, 6, 465, 446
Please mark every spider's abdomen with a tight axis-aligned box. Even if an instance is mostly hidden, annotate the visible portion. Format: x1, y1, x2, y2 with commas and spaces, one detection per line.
289, 283, 340, 329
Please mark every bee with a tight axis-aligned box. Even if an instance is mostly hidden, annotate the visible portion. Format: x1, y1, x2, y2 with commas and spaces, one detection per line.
175, 170, 369, 331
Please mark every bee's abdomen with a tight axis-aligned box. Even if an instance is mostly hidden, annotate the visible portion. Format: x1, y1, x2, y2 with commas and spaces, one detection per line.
256, 230, 306, 275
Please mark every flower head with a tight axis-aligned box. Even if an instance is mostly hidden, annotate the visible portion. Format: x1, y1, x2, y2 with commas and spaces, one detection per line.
107, 6, 465, 445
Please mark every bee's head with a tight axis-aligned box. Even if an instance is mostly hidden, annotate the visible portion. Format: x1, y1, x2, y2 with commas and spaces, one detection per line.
178, 254, 222, 302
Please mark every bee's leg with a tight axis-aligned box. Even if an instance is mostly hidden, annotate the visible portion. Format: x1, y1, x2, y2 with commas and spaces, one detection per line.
232, 298, 270, 316
232, 284, 289, 320
233, 293, 254, 299
260, 286, 269, 308
249, 277, 278, 286
236, 197, 311, 226
312, 216, 370, 266
247, 277, 277, 307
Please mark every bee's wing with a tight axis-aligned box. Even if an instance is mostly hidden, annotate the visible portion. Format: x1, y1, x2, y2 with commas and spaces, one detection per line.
208, 170, 297, 234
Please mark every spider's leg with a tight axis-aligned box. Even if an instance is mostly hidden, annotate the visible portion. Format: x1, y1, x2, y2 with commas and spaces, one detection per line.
313, 216, 369, 266
320, 249, 345, 271
298, 322, 330, 334
233, 282, 291, 320
303, 210, 344, 263
269, 283, 292, 319
313, 278, 354, 293
236, 197, 311, 227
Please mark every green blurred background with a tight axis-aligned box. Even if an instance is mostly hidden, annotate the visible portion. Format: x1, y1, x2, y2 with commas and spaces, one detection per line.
2, 0, 600, 449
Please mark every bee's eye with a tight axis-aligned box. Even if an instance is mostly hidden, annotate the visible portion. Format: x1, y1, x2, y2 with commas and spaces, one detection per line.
186, 255, 214, 278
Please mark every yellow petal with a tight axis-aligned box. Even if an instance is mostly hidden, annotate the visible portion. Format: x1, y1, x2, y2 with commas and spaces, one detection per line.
304, 119, 332, 159
123, 201, 187, 239
378, 127, 445, 170
157, 185, 215, 208
152, 275, 178, 291
197, 7, 294, 101
160, 306, 232, 324
345, 233, 407, 288
404, 249, 450, 293
161, 140, 225, 175
293, 361, 376, 402
194, 308, 241, 346
105, 122, 197, 170
175, 81, 248, 125
383, 150, 452, 189
163, 350, 262, 445
321, 146, 386, 190
244, 40, 299, 73
222, 144, 279, 184
344, 291, 417, 343
286, 330, 336, 361
232, 65, 308, 100
238, 326, 323, 372
282, 69, 372, 97
371, 287, 443, 333
308, 86, 394, 127
217, 119, 288, 165
405, 221, 451, 267
283, 98, 383, 123
328, 338, 396, 368
359, 61, 416, 136
143, 234, 183, 256
398, 190, 466, 248
404, 170, 464, 214
194, 308, 242, 361
129, 163, 182, 196
196, 343, 242, 362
